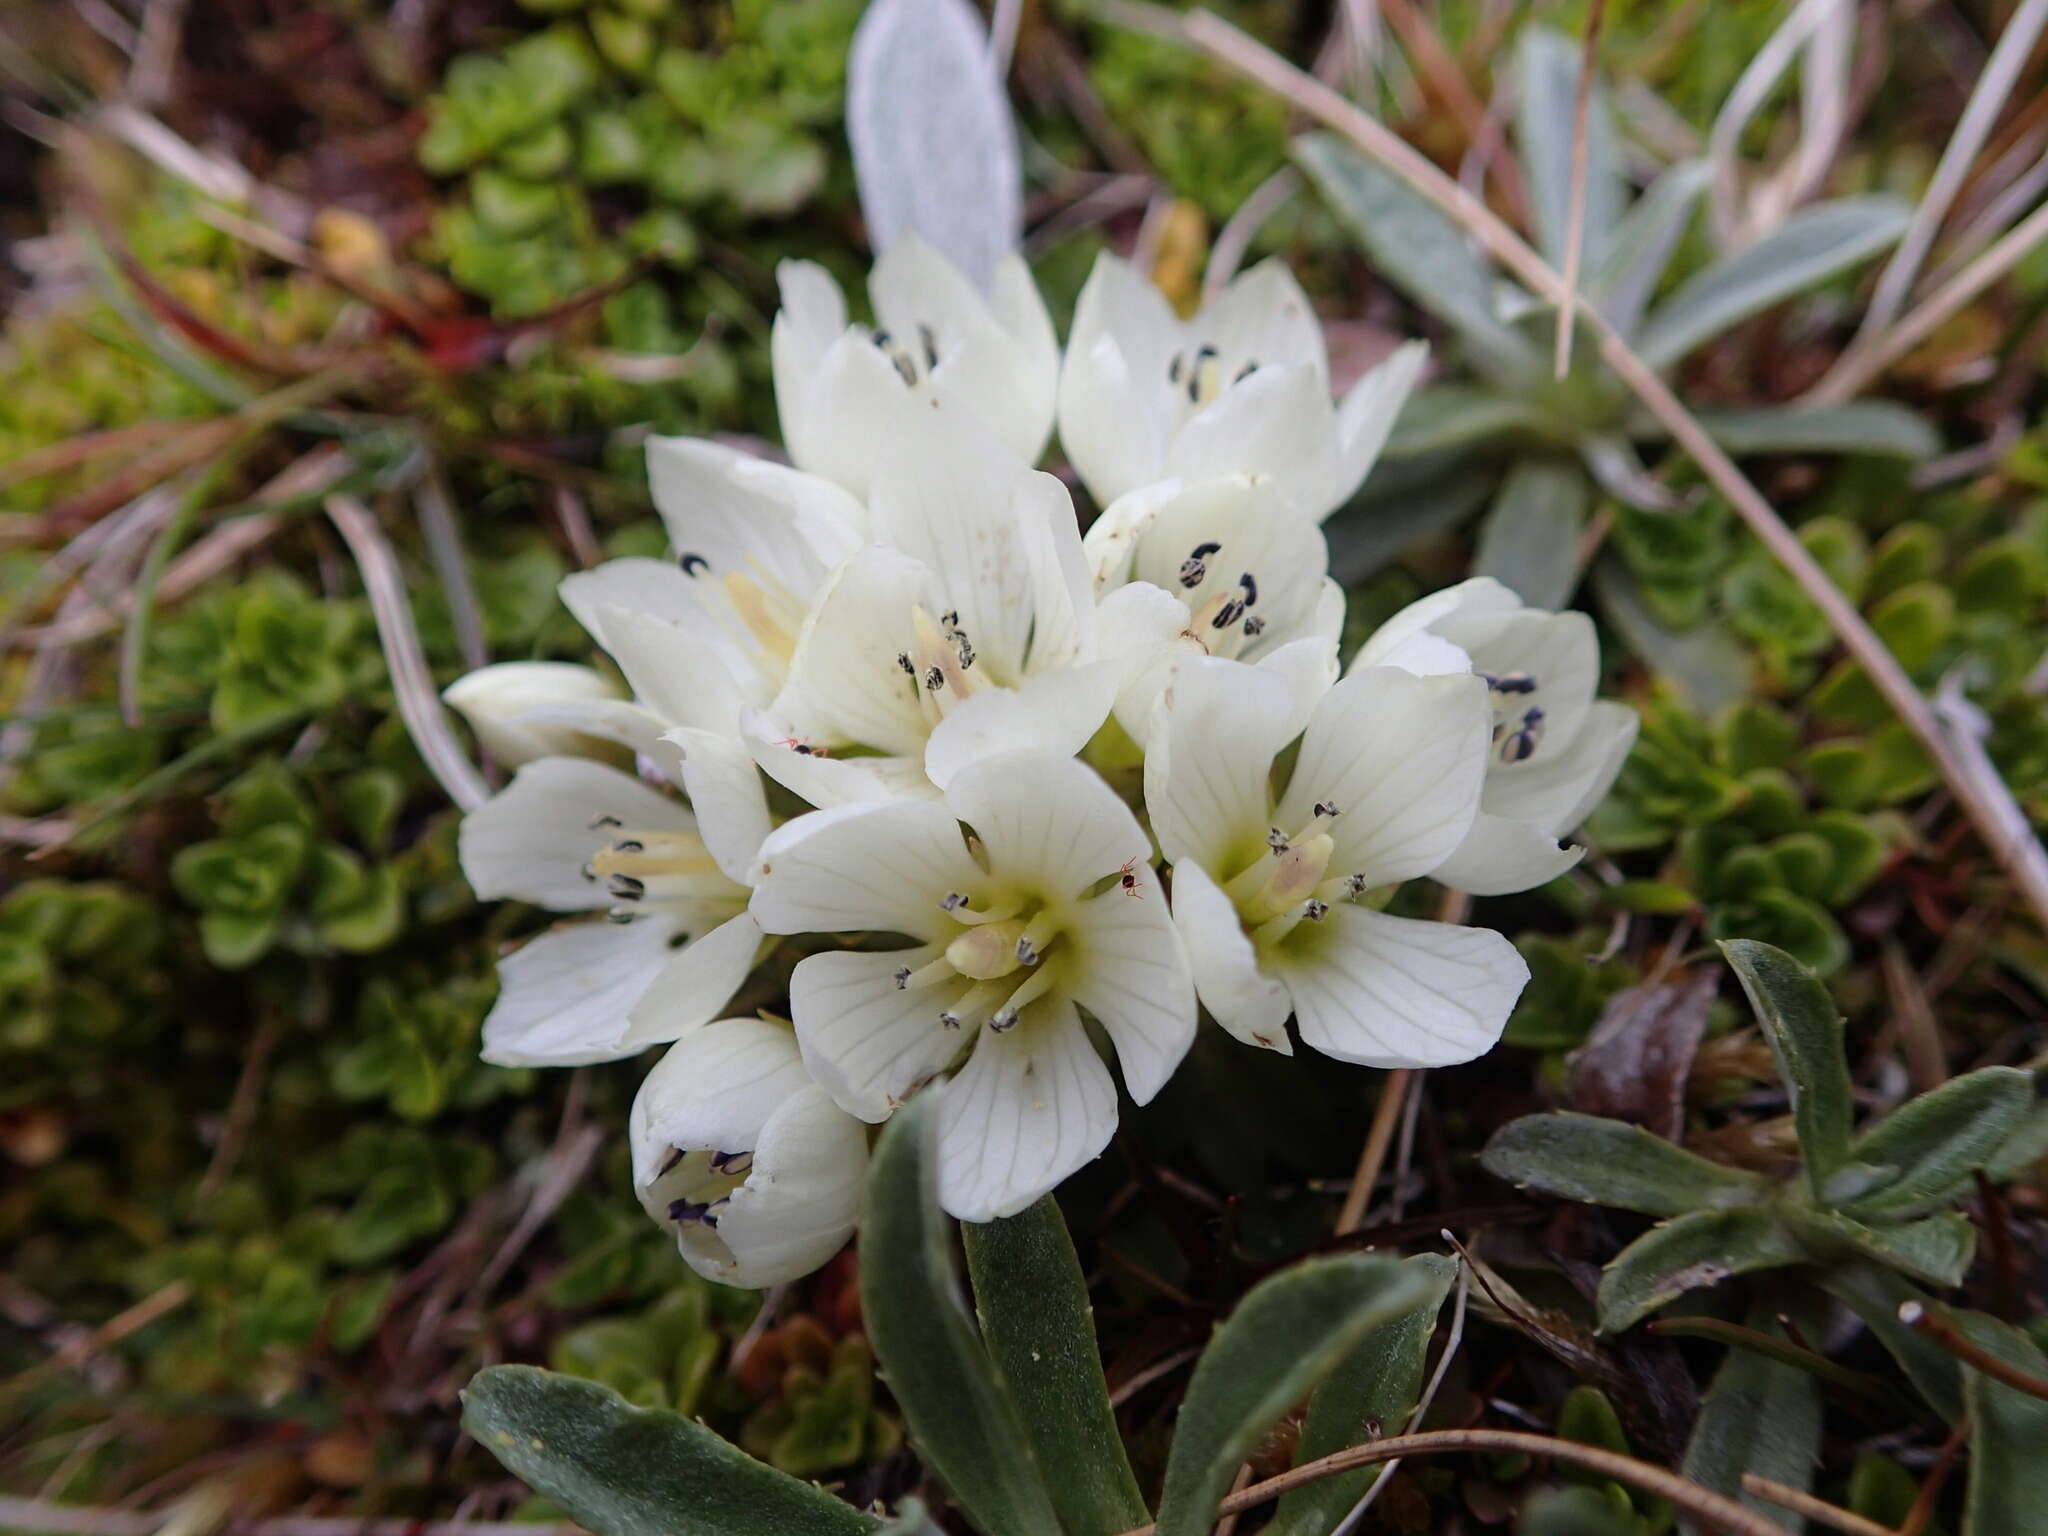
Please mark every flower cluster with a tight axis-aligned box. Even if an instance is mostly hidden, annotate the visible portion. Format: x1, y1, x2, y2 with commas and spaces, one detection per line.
448, 238, 1636, 1286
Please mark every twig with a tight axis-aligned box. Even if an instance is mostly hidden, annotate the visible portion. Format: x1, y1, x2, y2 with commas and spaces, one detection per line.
1739, 1475, 1896, 1536
1553, 0, 1606, 379
1704, 0, 1850, 247
3, 1283, 192, 1401
1899, 1301, 2048, 1400
1880, 937, 1948, 1092
1211, 1463, 1255, 1536
1113, 1426, 1794, 1536
1149, 3, 2048, 939
1108, 1343, 1203, 1407
195, 1013, 280, 1202
1334, 1069, 1410, 1235
416, 470, 490, 673
1900, 1414, 1970, 1536
325, 495, 489, 812
0, 1501, 579, 1536
1205, 168, 1300, 299
1645, 1316, 1904, 1406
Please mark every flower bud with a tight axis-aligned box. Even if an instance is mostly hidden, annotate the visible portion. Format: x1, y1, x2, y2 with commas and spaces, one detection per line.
443, 661, 623, 768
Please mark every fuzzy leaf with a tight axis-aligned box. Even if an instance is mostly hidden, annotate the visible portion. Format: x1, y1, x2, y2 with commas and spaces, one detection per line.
1383, 386, 1558, 458
962, 1197, 1148, 1535
1294, 133, 1541, 386
1821, 1266, 1963, 1424
1789, 1208, 1977, 1290
1840, 1067, 2035, 1220
1154, 1255, 1430, 1536
1596, 1208, 1804, 1333
847, 0, 1019, 287
1635, 197, 1910, 369
1515, 26, 1624, 271
859, 1095, 1062, 1536
1483, 1112, 1768, 1218
1680, 1325, 1822, 1533
1267, 1254, 1458, 1536
1958, 1314, 2048, 1536
1591, 160, 1710, 337
1593, 558, 1752, 714
1474, 458, 1590, 610
1721, 939, 1853, 1199
461, 1366, 876, 1536
1694, 401, 1939, 459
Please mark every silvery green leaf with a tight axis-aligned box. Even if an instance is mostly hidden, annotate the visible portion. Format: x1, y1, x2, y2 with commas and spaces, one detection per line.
1473, 458, 1590, 609
1788, 1208, 1977, 1290
1958, 1313, 2048, 1535
1327, 453, 1500, 584
847, 0, 1020, 288
1482, 1112, 1769, 1218
461, 1366, 877, 1536
1680, 1323, 1822, 1533
1592, 160, 1711, 338
1721, 939, 1854, 1198
1383, 385, 1559, 459
1986, 1097, 2048, 1180
1153, 1255, 1430, 1536
962, 1197, 1148, 1536
1293, 133, 1542, 386
1515, 25, 1624, 271
859, 1095, 1063, 1536
1635, 196, 1911, 370
1694, 400, 1940, 459
1592, 557, 1753, 715
1840, 1067, 2034, 1220
1821, 1265, 1962, 1424
1266, 1255, 1457, 1536
1596, 1207, 1804, 1333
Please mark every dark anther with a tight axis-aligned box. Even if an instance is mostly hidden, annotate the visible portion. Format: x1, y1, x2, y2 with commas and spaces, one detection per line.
1242, 615, 1267, 638
679, 553, 710, 577
893, 966, 912, 990
897, 651, 915, 676
924, 666, 945, 691
1211, 597, 1247, 629
919, 324, 938, 370
1234, 361, 1258, 383
1238, 571, 1258, 607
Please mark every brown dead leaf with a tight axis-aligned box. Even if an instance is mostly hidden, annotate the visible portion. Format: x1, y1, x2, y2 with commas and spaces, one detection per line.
1568, 970, 1717, 1141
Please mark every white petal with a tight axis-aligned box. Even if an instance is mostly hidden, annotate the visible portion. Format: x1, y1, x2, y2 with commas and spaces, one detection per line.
749, 799, 981, 941
645, 435, 865, 595
558, 557, 697, 647
1322, 340, 1429, 521
1272, 905, 1528, 1068
1066, 865, 1196, 1102
1057, 254, 1181, 507
785, 327, 915, 498
770, 260, 846, 380
1255, 636, 1340, 742
1557, 699, 1639, 829
1446, 608, 1599, 758
1278, 669, 1491, 887
789, 946, 974, 1121
517, 697, 673, 763
1167, 364, 1342, 516
706, 1085, 867, 1286
1094, 579, 1198, 746
1169, 861, 1292, 1053
460, 757, 691, 911
482, 916, 680, 1066
1083, 479, 1187, 592
665, 728, 774, 885
620, 910, 764, 1049
775, 545, 931, 756
1127, 476, 1333, 653
1203, 259, 1327, 382
593, 603, 754, 735
1486, 697, 1638, 830
745, 708, 938, 809
943, 752, 1148, 900
924, 663, 1117, 790
630, 1016, 809, 1184
1428, 812, 1585, 896
935, 1001, 1118, 1221
1353, 577, 1521, 673
985, 251, 1061, 452
1146, 654, 1299, 873
443, 662, 624, 769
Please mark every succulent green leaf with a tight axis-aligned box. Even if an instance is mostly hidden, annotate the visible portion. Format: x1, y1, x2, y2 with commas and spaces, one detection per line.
961, 1197, 1148, 1536
461, 1365, 877, 1536
1720, 939, 1853, 1197
1154, 1255, 1430, 1536
1482, 1112, 1768, 1218
1840, 1067, 2034, 1220
1267, 1254, 1457, 1536
1635, 196, 1910, 369
1293, 133, 1541, 385
1596, 1208, 1804, 1333
858, 1095, 1062, 1536
1693, 401, 1939, 459
1474, 458, 1590, 610
1681, 1323, 1822, 1532
1957, 1314, 2048, 1536
1519, 1485, 1643, 1535
1591, 159, 1709, 337
1593, 558, 1752, 715
1514, 26, 1623, 271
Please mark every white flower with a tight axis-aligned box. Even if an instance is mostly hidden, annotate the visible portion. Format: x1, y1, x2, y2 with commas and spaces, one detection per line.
771, 235, 1058, 499
1355, 578, 1639, 896
1057, 253, 1427, 519
632, 1017, 868, 1288
1086, 474, 1344, 744
748, 751, 1195, 1222
1147, 657, 1529, 1067
458, 758, 762, 1066
752, 408, 1113, 803
442, 661, 625, 768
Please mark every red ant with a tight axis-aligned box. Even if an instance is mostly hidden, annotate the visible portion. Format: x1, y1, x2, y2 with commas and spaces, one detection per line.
773, 737, 830, 758
1118, 856, 1145, 897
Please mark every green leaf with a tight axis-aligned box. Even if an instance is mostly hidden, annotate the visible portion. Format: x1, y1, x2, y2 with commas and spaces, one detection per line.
1681, 1321, 1822, 1532
1520, 1485, 1642, 1535
962, 1197, 1148, 1536
1596, 1208, 1804, 1333
1958, 1314, 2048, 1536
1693, 401, 1939, 460
1154, 1255, 1430, 1536
1383, 386, 1560, 458
1720, 939, 1853, 1198
1591, 160, 1709, 337
461, 1366, 877, 1536
1593, 557, 1752, 715
1788, 1208, 1976, 1290
1481, 1113, 1768, 1217
1514, 26, 1623, 271
1268, 1254, 1457, 1536
1821, 1265, 1963, 1423
858, 1096, 1062, 1536
1840, 1068, 2034, 1220
1293, 133, 1540, 385
1473, 458, 1590, 610
1635, 196, 1910, 369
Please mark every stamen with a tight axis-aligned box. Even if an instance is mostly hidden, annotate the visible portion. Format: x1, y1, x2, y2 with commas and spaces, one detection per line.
1168, 352, 1183, 385
988, 967, 1058, 1031
1499, 706, 1546, 763
1234, 360, 1258, 383
1303, 899, 1329, 921
1211, 597, 1246, 630
1014, 909, 1062, 967
939, 980, 1007, 1032
1482, 671, 1539, 695
709, 1149, 754, 1176
590, 814, 623, 830
658, 1147, 685, 1176
607, 874, 646, 900
1188, 343, 1219, 404
1268, 827, 1290, 853
925, 666, 945, 691
1314, 801, 1339, 818
1238, 572, 1258, 608
1242, 615, 1266, 638
679, 553, 710, 577
1179, 540, 1222, 589
919, 323, 938, 370
897, 652, 915, 676
898, 955, 958, 991
940, 892, 969, 911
